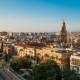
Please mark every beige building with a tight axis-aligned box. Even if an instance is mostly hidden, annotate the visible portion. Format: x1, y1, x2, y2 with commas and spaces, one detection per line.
3, 42, 14, 56
14, 43, 72, 69
37, 48, 72, 69
14, 44, 35, 57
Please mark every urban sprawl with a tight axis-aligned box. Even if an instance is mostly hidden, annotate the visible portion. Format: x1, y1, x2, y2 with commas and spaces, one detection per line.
0, 20, 80, 80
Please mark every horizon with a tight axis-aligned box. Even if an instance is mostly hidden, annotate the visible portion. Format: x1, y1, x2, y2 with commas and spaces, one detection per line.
0, 0, 80, 32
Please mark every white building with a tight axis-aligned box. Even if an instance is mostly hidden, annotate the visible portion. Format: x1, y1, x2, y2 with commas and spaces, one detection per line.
70, 52, 80, 74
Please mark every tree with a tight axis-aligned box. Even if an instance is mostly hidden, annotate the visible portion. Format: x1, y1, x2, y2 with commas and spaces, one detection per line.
22, 58, 32, 69
19, 49, 24, 57
23, 55, 41, 63
10, 57, 32, 71
62, 68, 79, 80
1, 42, 3, 52
8, 52, 12, 58
4, 51, 8, 62
10, 61, 20, 71
32, 59, 62, 80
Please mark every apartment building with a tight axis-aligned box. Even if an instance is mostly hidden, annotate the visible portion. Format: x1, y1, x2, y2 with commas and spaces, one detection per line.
13, 43, 72, 69
37, 48, 72, 69
70, 52, 80, 74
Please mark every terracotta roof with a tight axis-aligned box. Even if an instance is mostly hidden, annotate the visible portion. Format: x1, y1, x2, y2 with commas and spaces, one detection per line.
15, 42, 46, 48
15, 44, 34, 48
26, 42, 46, 47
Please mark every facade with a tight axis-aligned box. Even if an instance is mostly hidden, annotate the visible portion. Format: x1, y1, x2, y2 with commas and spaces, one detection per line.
3, 42, 15, 56
70, 53, 80, 74
37, 48, 72, 69
13, 43, 72, 69
13, 44, 35, 57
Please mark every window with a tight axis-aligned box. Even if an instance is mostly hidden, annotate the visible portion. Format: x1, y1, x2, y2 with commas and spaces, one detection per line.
29, 51, 33, 54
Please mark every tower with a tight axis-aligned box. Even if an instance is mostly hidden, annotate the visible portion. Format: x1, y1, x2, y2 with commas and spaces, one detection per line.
60, 20, 67, 45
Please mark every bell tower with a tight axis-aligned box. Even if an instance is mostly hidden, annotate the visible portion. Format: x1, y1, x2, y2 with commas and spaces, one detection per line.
60, 20, 67, 45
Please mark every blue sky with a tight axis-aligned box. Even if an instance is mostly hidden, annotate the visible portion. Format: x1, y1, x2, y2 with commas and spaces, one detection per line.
0, 0, 80, 32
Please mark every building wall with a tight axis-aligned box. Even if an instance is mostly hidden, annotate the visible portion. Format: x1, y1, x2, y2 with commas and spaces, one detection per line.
37, 48, 71, 69
70, 55, 80, 74
14, 45, 35, 57
14, 45, 72, 69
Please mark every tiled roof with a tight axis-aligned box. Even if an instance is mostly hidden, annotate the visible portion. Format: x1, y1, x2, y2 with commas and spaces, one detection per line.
15, 42, 46, 48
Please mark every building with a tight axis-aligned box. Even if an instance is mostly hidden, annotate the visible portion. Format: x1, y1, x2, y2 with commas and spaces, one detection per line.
13, 42, 46, 57
13, 43, 72, 69
0, 31, 7, 36
37, 48, 72, 69
14, 44, 35, 57
70, 52, 80, 74
60, 20, 67, 45
3, 42, 15, 56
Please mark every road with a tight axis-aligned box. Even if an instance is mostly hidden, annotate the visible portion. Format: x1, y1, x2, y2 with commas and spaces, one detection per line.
0, 63, 20, 80
0, 68, 11, 80
3, 66, 20, 80
0, 70, 6, 80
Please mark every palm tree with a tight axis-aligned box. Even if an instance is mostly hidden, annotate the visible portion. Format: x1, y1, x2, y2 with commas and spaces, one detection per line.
34, 46, 37, 62
1, 42, 4, 52
44, 54, 49, 58
19, 49, 23, 57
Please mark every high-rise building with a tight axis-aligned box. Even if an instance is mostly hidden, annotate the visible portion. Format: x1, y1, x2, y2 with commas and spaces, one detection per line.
60, 20, 67, 45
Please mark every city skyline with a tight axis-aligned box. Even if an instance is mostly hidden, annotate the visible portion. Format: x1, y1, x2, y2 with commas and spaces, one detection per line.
0, 0, 80, 32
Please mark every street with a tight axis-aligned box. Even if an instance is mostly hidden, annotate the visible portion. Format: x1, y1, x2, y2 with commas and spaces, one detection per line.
0, 70, 6, 80
0, 62, 21, 80
0, 68, 11, 80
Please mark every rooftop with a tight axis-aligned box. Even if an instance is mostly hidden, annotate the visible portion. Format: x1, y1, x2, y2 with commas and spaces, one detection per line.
73, 52, 80, 56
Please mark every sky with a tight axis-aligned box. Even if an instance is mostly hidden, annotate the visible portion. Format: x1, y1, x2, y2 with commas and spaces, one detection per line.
0, 0, 80, 32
